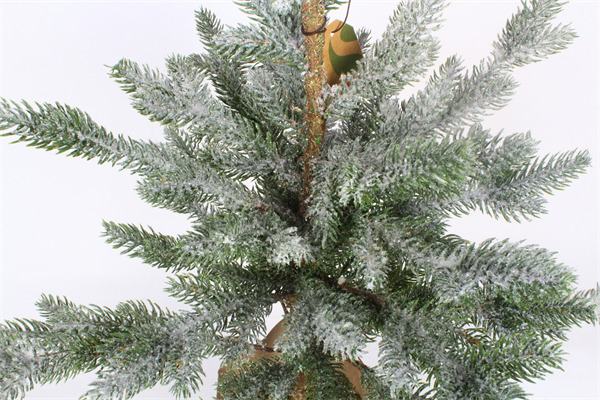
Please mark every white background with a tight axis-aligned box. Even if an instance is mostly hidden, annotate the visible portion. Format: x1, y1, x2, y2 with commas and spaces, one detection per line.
0, 0, 598, 399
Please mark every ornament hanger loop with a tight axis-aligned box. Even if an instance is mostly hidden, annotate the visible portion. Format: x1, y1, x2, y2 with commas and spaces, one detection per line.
301, 17, 329, 36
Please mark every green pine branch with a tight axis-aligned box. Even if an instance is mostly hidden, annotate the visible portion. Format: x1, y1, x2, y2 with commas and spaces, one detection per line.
102, 221, 196, 273
443, 146, 591, 222
108, 55, 211, 127
1, 296, 214, 400
0, 100, 155, 173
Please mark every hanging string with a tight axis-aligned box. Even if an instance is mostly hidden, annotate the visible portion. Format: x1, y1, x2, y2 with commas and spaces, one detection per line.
301, 0, 352, 36
331, 0, 352, 33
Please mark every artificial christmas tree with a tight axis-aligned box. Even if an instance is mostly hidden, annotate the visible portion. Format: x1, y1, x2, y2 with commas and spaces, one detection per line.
1, 0, 598, 399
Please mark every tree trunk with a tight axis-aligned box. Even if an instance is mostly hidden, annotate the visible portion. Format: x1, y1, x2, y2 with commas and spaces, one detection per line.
218, 4, 336, 398
300, 0, 327, 218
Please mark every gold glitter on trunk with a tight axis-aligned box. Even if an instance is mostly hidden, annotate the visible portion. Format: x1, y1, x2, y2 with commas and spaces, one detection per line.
300, 0, 326, 218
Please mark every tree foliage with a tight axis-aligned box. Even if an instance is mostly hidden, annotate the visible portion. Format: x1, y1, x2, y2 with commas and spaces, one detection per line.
1, 0, 597, 399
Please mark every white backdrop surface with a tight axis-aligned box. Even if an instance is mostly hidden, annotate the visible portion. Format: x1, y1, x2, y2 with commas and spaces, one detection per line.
0, 1, 598, 399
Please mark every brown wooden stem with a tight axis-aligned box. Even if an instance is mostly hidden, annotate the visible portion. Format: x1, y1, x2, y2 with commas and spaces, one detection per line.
300, 0, 327, 218
253, 343, 277, 353
323, 276, 387, 307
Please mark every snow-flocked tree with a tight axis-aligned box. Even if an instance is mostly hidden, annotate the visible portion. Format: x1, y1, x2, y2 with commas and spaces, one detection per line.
1, 0, 598, 399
